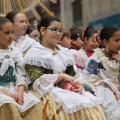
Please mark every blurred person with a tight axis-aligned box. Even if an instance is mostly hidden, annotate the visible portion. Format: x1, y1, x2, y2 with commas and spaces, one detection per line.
25, 26, 40, 42
75, 26, 99, 70
70, 27, 84, 50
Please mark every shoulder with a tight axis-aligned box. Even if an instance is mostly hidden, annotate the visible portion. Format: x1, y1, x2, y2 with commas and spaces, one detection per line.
57, 45, 72, 56
21, 36, 36, 43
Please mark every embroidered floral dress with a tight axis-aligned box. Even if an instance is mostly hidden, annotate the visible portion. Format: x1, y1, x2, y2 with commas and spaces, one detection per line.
24, 43, 106, 120
86, 48, 120, 120
0, 47, 43, 120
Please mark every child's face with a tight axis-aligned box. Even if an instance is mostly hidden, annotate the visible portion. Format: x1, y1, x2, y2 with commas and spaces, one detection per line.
41, 21, 63, 46
13, 13, 27, 35
85, 33, 99, 51
29, 30, 40, 41
104, 31, 120, 53
60, 36, 72, 48
72, 37, 84, 49
0, 22, 13, 49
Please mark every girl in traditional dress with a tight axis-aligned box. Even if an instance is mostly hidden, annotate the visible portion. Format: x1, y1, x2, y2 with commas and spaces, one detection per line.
86, 26, 120, 120
75, 26, 99, 70
0, 17, 43, 120
6, 11, 37, 56
24, 16, 106, 120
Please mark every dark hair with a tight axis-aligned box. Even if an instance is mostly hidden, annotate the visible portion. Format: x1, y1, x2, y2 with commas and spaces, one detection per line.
100, 26, 119, 41
25, 26, 37, 35
70, 27, 83, 40
0, 17, 12, 30
6, 11, 22, 23
37, 16, 62, 31
83, 26, 98, 39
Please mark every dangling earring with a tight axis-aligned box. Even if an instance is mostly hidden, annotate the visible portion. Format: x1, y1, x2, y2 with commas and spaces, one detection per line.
105, 45, 109, 52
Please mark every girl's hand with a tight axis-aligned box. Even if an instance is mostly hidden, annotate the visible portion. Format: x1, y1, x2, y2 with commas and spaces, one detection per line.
15, 92, 24, 105
73, 85, 83, 94
63, 74, 75, 83
73, 82, 83, 94
56, 73, 75, 84
16, 85, 25, 105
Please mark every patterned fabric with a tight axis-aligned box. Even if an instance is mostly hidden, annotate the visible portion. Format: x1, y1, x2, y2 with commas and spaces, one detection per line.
42, 93, 106, 120
0, 86, 44, 120
0, 102, 43, 120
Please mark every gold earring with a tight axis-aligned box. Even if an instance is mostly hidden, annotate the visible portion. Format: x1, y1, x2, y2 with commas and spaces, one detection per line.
105, 45, 109, 52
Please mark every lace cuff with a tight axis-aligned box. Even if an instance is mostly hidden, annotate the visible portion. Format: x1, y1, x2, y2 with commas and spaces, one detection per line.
33, 74, 57, 97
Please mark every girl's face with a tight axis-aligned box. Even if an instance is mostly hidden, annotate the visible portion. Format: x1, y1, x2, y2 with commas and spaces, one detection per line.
72, 37, 84, 49
29, 30, 40, 41
60, 36, 72, 48
13, 13, 27, 35
85, 33, 99, 51
0, 22, 13, 49
104, 31, 120, 53
41, 21, 63, 46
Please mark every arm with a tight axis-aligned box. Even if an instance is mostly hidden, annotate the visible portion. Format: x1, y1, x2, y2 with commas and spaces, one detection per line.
15, 60, 28, 105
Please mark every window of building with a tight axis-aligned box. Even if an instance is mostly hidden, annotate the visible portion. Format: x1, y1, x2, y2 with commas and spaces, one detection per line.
72, 0, 82, 26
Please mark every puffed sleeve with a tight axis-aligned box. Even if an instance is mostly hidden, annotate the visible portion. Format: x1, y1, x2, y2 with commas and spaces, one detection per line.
15, 58, 28, 90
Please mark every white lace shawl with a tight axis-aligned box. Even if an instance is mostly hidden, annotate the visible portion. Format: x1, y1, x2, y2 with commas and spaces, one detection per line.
11, 35, 36, 54
24, 43, 75, 73
24, 44, 102, 113
0, 47, 28, 89
87, 48, 120, 82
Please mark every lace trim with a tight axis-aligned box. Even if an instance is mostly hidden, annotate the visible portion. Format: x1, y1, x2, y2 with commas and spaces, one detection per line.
0, 92, 40, 113
95, 48, 119, 72
25, 58, 74, 73
25, 58, 55, 70
103, 102, 120, 120
33, 74, 58, 98
50, 88, 102, 114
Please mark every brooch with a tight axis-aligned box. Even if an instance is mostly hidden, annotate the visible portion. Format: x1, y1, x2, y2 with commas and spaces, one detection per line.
4, 55, 10, 58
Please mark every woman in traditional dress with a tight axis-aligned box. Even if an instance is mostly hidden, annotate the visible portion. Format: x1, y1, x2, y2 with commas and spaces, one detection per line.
0, 17, 43, 120
24, 16, 106, 120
